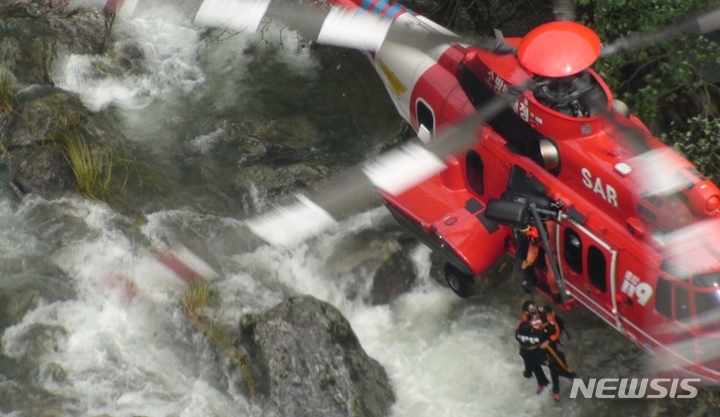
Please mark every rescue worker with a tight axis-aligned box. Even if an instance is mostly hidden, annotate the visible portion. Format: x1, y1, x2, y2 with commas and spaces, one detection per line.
520, 301, 560, 345
519, 301, 576, 401
513, 225, 535, 293
515, 318, 550, 394
521, 222, 561, 301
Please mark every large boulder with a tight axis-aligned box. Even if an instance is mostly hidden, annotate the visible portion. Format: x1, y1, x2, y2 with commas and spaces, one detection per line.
237, 296, 395, 417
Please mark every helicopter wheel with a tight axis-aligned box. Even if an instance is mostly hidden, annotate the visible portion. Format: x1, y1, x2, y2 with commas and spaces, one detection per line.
444, 262, 475, 298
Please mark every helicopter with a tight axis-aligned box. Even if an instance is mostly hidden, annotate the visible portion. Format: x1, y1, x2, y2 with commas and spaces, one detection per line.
96, 0, 720, 383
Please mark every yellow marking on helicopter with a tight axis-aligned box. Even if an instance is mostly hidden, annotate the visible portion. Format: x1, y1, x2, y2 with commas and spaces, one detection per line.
379, 60, 407, 99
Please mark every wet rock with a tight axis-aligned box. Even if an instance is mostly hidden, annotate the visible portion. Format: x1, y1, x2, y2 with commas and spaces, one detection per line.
237, 296, 395, 417
8, 142, 77, 196
2, 86, 129, 199
368, 237, 417, 305
0, 1, 111, 85
322, 223, 418, 304
221, 116, 321, 165
236, 162, 330, 199
7, 85, 88, 148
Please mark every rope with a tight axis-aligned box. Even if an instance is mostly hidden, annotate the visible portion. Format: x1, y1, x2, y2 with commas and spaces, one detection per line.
545, 344, 574, 373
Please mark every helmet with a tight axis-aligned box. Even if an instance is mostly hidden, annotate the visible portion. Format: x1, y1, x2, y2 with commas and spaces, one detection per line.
522, 300, 537, 314
526, 226, 540, 241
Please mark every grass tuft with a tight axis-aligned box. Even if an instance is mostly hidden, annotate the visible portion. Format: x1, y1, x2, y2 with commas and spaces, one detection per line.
0, 70, 16, 114
181, 282, 257, 400
60, 130, 114, 200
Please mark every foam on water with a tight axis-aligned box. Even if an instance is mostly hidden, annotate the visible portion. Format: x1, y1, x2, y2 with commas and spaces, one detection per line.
0, 188, 583, 416
1, 198, 254, 416
212, 208, 557, 417
54, 0, 317, 137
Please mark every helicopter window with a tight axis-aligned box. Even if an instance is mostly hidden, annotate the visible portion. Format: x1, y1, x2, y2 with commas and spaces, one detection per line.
416, 100, 434, 133
655, 278, 673, 319
693, 272, 720, 287
696, 290, 720, 316
675, 285, 691, 322
563, 228, 583, 274
466, 150, 484, 195
644, 195, 664, 208
587, 245, 607, 292
661, 260, 690, 280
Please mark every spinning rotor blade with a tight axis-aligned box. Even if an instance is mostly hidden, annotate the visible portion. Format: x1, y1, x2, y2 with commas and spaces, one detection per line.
195, 0, 392, 50
69, 0, 139, 16
246, 81, 534, 246
600, 5, 720, 57
194, 0, 515, 54
553, 0, 576, 22
580, 74, 719, 205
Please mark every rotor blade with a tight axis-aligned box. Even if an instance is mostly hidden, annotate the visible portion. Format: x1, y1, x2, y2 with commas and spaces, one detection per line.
553, 0, 576, 21
194, 0, 515, 54
69, 0, 139, 16
656, 218, 720, 276
578, 74, 718, 208
246, 81, 534, 246
195, 0, 392, 50
600, 6, 720, 57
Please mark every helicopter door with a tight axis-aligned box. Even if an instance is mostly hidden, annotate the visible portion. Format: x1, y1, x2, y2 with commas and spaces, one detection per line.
559, 221, 622, 331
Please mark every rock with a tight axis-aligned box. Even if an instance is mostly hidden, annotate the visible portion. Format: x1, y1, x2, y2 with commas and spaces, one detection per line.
8, 85, 88, 148
3, 86, 129, 199
8, 141, 77, 196
0, 1, 111, 85
368, 236, 417, 305
322, 223, 418, 304
236, 162, 330, 199
237, 296, 395, 417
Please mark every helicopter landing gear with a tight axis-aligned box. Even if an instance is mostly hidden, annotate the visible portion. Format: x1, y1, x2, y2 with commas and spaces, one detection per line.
444, 263, 475, 298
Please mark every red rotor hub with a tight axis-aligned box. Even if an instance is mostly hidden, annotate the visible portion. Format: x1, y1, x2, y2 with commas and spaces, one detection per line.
517, 21, 602, 77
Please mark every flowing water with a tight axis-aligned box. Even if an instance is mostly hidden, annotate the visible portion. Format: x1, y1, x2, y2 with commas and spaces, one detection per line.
0, 1, 657, 416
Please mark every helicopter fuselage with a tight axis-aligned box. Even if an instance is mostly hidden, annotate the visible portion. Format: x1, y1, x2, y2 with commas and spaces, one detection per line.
331, 0, 720, 383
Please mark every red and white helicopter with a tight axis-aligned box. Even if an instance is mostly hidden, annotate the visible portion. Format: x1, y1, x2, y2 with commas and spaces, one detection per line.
105, 0, 720, 383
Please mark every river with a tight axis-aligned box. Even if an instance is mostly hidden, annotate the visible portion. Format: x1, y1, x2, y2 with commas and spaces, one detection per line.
0, 1, 659, 416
